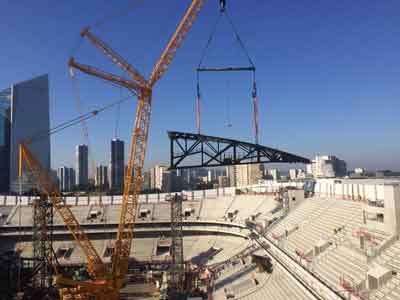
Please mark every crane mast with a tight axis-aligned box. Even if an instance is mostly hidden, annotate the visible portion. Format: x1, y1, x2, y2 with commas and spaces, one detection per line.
18, 1, 208, 299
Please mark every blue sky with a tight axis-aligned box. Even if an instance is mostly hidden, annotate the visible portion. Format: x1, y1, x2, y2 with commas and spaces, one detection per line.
1, 0, 399, 171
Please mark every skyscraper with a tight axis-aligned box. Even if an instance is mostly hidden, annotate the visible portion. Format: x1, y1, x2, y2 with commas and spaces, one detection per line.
76, 144, 89, 187
0, 75, 51, 192
228, 164, 264, 187
58, 166, 75, 192
110, 139, 124, 190
150, 165, 168, 191
96, 165, 108, 188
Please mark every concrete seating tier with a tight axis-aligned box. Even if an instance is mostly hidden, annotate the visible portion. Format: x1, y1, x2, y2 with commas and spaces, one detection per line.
213, 261, 314, 300
313, 245, 368, 290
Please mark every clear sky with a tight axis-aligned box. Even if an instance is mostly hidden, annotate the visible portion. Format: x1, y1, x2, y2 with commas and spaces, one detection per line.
1, 0, 399, 172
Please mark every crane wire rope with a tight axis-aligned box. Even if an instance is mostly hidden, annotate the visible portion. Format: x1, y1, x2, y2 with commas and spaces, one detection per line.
68, 0, 143, 187
70, 71, 97, 181
26, 95, 131, 145
196, 5, 259, 143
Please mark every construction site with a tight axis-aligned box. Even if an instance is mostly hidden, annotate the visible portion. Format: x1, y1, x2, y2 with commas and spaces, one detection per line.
1, 1, 400, 300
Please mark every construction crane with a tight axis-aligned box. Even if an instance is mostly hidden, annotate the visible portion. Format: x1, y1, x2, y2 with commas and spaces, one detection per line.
19, 1, 211, 299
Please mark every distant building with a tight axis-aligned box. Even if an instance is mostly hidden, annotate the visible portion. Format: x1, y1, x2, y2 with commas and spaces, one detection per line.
289, 169, 298, 180
96, 165, 108, 188
142, 170, 151, 190
0, 75, 51, 193
226, 166, 236, 187
268, 169, 280, 181
76, 144, 89, 186
218, 175, 229, 187
297, 169, 306, 179
354, 168, 365, 175
311, 155, 347, 178
110, 139, 124, 190
58, 166, 75, 192
306, 164, 313, 175
150, 165, 168, 191
231, 164, 264, 187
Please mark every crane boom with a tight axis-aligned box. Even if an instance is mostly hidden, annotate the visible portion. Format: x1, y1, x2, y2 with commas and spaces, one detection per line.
57, 1, 207, 298
80, 27, 147, 88
18, 143, 106, 279
112, 0, 206, 283
149, 0, 206, 86
69, 58, 141, 93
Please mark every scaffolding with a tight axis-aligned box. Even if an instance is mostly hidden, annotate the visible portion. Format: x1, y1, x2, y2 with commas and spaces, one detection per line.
169, 193, 185, 294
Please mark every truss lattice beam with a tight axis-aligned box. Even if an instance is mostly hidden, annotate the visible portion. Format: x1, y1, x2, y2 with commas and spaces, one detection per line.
168, 131, 311, 169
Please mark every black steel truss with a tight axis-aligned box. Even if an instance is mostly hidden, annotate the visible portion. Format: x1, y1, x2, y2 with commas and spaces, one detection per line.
168, 131, 311, 169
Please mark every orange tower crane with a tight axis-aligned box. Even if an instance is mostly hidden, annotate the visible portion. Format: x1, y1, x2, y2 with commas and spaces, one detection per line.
19, 1, 208, 299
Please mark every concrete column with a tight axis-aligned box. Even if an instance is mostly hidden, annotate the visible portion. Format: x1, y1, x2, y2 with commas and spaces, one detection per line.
363, 184, 366, 201
384, 185, 400, 234
351, 184, 354, 200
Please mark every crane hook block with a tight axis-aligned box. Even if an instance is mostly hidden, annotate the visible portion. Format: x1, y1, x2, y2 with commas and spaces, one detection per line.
220, 0, 226, 12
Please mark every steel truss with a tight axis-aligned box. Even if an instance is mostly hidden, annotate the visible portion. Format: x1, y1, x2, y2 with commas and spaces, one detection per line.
169, 194, 185, 293
168, 131, 311, 169
32, 194, 54, 288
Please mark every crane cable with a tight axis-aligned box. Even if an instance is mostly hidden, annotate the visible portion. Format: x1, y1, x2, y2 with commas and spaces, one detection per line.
26, 95, 131, 145
196, 4, 259, 143
70, 70, 97, 181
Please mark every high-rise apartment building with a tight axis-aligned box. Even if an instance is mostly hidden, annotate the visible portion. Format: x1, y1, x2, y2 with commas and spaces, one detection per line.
110, 139, 124, 190
311, 155, 347, 178
58, 166, 75, 192
150, 165, 169, 191
76, 144, 89, 187
0, 75, 50, 192
268, 169, 281, 181
96, 165, 108, 188
227, 164, 264, 187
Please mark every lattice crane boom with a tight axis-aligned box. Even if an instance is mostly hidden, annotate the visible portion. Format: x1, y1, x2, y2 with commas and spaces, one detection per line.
112, 0, 207, 285
23, 1, 210, 298
150, 0, 206, 86
80, 27, 147, 88
18, 143, 107, 279
68, 58, 141, 93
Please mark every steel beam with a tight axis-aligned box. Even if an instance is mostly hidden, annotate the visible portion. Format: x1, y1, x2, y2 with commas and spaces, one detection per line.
168, 131, 311, 169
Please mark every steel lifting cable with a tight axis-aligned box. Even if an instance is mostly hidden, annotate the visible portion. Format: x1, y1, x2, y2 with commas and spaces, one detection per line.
195, 4, 259, 143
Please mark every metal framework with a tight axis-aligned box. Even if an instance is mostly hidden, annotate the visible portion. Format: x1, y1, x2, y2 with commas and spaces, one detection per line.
19, 144, 106, 279
19, 1, 207, 299
168, 131, 311, 169
32, 194, 54, 288
169, 194, 185, 293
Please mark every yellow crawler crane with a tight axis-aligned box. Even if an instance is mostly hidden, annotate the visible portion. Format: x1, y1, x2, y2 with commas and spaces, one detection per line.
19, 1, 207, 299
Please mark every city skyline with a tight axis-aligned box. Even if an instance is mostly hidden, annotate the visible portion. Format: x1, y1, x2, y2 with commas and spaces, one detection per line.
0, 2, 399, 171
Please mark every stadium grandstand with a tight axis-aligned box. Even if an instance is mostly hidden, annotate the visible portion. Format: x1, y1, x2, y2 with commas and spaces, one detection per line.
1, 178, 400, 300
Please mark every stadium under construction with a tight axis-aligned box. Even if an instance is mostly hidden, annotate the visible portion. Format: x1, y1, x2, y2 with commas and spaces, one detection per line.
2, 1, 399, 300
